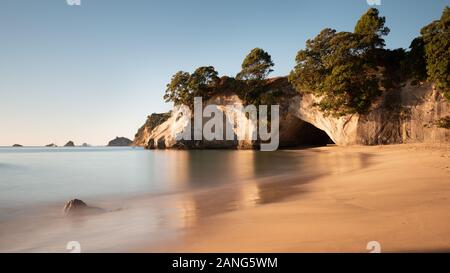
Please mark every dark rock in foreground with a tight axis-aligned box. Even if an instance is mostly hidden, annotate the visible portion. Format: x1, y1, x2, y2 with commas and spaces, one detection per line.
107, 137, 132, 146
63, 199, 87, 215
12, 144, 23, 147
64, 141, 75, 147
63, 199, 105, 216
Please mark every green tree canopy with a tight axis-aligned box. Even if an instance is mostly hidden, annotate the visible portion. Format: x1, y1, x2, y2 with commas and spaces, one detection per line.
163, 71, 191, 106
189, 66, 220, 98
236, 48, 274, 80
407, 37, 427, 83
420, 6, 450, 99
289, 28, 380, 116
163, 66, 220, 107
289, 8, 390, 116
354, 7, 390, 48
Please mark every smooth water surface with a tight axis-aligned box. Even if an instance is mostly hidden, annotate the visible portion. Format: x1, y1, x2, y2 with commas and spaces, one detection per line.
0, 147, 349, 210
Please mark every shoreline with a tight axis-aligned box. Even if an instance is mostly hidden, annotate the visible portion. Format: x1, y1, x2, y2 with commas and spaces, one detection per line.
1, 144, 449, 252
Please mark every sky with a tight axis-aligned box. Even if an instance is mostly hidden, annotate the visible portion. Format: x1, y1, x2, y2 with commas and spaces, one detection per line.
0, 0, 448, 146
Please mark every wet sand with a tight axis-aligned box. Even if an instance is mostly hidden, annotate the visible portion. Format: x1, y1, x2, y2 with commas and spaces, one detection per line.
1, 144, 449, 252
147, 144, 450, 253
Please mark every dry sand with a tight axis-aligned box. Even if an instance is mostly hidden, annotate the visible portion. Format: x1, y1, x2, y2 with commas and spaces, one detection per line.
148, 144, 450, 253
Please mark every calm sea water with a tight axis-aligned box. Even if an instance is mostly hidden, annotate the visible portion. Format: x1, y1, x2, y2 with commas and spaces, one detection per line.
0, 146, 368, 252
0, 147, 346, 211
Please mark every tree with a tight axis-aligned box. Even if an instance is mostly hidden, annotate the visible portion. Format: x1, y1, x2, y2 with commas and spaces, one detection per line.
189, 66, 220, 98
288, 8, 393, 116
407, 37, 427, 83
420, 6, 450, 100
163, 71, 192, 106
236, 48, 274, 80
163, 66, 220, 107
289, 27, 382, 116
354, 7, 390, 49
289, 28, 337, 93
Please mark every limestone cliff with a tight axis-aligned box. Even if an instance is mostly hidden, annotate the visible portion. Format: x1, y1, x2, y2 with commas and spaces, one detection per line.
133, 78, 449, 149
132, 112, 171, 146
293, 81, 449, 145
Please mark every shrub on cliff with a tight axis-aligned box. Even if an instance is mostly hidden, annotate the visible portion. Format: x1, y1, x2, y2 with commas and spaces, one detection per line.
435, 116, 450, 129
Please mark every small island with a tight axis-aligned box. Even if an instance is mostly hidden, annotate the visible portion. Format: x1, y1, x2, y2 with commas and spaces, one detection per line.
107, 137, 132, 146
64, 141, 75, 147
12, 144, 23, 147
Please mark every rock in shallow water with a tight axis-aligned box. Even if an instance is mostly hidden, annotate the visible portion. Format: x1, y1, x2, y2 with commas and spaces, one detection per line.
63, 199, 88, 215
63, 199, 105, 216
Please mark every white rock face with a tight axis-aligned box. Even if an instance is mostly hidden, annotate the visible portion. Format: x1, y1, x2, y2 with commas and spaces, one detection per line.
399, 85, 449, 144
291, 94, 359, 145
146, 106, 189, 149
136, 80, 449, 149
292, 82, 449, 145
209, 95, 258, 149
132, 113, 171, 146
146, 95, 258, 149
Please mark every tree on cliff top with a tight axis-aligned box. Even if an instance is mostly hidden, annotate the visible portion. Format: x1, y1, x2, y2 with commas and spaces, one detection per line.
289, 8, 389, 117
354, 7, 390, 49
189, 66, 220, 98
163, 66, 220, 107
420, 6, 450, 100
236, 48, 274, 81
164, 71, 191, 106
406, 37, 428, 84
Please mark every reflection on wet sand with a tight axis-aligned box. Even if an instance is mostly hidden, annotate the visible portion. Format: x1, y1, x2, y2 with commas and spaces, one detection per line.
170, 149, 369, 229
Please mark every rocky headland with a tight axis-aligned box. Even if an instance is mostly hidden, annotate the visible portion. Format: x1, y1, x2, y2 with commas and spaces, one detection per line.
133, 78, 449, 149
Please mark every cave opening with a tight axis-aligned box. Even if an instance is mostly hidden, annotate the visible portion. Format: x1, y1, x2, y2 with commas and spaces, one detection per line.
279, 117, 334, 148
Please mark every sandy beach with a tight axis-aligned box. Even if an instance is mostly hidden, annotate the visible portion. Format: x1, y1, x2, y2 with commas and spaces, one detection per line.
146, 144, 450, 253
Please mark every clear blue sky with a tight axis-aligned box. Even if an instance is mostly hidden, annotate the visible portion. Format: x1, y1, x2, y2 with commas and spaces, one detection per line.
1, 0, 448, 146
